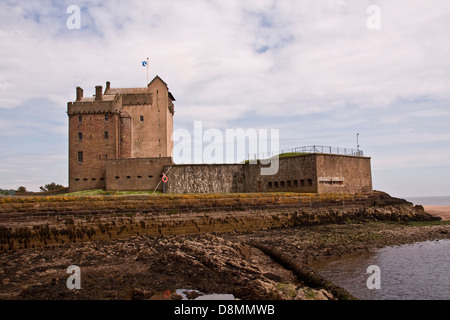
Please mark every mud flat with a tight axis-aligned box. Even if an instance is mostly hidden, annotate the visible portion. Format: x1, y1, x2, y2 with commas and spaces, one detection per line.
0, 221, 448, 300
1, 191, 448, 300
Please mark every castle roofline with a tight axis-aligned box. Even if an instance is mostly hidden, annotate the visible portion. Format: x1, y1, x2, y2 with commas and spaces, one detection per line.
104, 87, 150, 95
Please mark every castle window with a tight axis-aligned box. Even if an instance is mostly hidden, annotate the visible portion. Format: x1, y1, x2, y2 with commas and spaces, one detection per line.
78, 116, 82, 123
140, 115, 144, 122
308, 179, 313, 186
78, 151, 83, 162
105, 114, 109, 122
78, 132, 82, 141
287, 180, 291, 187
104, 131, 109, 139
83, 178, 88, 181
268, 182, 272, 188
274, 182, 279, 188
75, 178, 80, 181
91, 178, 96, 181
280, 181, 285, 187
294, 180, 298, 186
300, 180, 305, 186
126, 176, 131, 179
148, 175, 153, 178
115, 176, 120, 179
100, 178, 104, 181
137, 176, 142, 179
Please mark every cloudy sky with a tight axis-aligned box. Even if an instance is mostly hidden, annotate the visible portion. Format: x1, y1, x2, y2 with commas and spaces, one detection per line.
0, 0, 449, 197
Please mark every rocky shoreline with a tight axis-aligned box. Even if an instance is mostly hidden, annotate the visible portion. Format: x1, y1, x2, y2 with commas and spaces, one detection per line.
1, 220, 449, 300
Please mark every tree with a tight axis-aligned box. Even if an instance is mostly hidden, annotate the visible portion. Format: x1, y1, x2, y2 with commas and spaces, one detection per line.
39, 182, 65, 192
16, 186, 27, 193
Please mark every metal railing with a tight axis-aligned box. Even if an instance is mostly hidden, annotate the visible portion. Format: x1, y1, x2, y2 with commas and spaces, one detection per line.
247, 145, 364, 161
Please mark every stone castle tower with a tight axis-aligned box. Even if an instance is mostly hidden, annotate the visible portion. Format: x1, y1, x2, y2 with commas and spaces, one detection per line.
67, 76, 175, 192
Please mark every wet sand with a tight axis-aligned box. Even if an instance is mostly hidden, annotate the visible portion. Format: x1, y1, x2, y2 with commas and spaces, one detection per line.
424, 206, 450, 221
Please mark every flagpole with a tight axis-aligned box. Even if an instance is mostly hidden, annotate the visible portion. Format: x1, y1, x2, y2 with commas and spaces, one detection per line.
146, 57, 149, 85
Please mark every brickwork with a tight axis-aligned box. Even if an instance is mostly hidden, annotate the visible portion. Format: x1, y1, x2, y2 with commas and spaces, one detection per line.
164, 154, 372, 195
164, 164, 245, 194
105, 157, 173, 191
68, 76, 175, 192
316, 154, 372, 194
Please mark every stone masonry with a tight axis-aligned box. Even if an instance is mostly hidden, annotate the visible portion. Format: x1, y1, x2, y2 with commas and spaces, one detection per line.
67, 76, 372, 194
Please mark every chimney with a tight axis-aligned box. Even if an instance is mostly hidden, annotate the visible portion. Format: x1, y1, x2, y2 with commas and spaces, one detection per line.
76, 87, 83, 101
95, 85, 103, 101
106, 81, 111, 90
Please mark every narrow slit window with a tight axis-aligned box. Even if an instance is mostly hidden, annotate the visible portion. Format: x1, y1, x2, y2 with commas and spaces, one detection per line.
78, 132, 82, 141
78, 151, 83, 162
104, 131, 109, 139
140, 115, 144, 122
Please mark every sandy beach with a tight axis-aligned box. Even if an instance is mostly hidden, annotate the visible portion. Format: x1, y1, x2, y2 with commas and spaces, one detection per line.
423, 206, 450, 221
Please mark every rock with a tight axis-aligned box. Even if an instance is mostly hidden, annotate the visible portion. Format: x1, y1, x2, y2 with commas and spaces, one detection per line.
263, 272, 283, 283
130, 288, 154, 300
183, 290, 204, 300
170, 292, 183, 300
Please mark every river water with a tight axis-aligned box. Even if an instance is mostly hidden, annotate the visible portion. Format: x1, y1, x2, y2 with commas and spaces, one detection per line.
310, 239, 450, 300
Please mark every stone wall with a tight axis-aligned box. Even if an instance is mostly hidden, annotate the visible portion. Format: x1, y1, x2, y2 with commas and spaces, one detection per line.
68, 113, 121, 192
105, 157, 172, 191
245, 155, 318, 193
164, 154, 372, 195
316, 154, 372, 194
164, 164, 245, 194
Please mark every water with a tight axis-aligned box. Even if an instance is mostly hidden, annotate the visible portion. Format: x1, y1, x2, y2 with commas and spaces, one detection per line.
402, 196, 450, 206
311, 240, 450, 300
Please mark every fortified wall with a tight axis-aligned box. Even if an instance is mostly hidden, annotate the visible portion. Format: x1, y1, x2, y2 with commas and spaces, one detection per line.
160, 153, 372, 195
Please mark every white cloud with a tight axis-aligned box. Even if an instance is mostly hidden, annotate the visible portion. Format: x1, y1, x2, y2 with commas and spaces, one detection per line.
0, 0, 450, 196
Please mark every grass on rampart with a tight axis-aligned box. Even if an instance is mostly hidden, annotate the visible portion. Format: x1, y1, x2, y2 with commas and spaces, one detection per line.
60, 189, 163, 196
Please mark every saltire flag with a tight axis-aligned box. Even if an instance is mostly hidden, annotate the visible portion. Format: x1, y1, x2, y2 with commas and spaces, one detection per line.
142, 60, 148, 67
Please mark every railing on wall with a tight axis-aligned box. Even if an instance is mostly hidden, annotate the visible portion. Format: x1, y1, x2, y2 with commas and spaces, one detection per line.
247, 145, 364, 161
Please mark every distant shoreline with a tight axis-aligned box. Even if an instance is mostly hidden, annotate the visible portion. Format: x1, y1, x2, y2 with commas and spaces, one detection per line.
423, 206, 450, 221
403, 196, 450, 206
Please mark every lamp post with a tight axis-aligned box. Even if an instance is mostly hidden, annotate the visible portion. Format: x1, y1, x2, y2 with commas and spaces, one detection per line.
357, 133, 360, 154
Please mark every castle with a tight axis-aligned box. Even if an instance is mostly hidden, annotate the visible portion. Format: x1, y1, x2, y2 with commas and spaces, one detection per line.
67, 76, 373, 194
